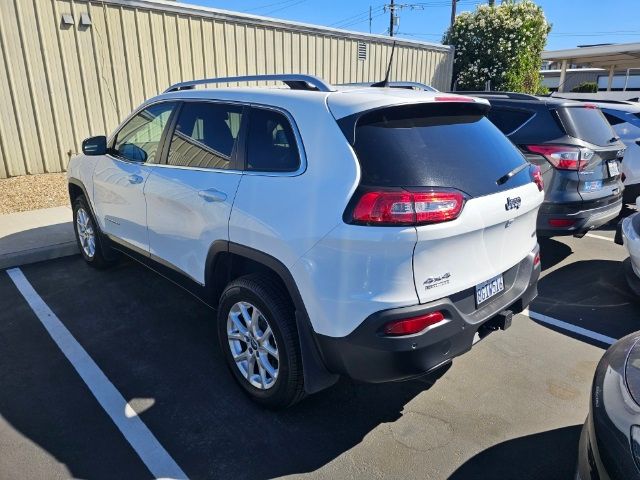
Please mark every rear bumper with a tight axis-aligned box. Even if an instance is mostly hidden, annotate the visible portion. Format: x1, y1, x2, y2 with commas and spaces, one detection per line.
537, 195, 622, 237
314, 246, 540, 383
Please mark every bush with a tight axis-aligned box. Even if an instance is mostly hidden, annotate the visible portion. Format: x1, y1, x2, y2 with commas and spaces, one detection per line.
571, 82, 598, 93
443, 0, 551, 93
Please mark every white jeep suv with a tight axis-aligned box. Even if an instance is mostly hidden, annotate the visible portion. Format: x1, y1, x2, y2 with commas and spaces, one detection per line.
68, 74, 544, 408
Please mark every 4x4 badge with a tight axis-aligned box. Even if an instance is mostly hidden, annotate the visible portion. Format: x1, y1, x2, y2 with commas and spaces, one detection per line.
424, 272, 451, 290
505, 196, 521, 211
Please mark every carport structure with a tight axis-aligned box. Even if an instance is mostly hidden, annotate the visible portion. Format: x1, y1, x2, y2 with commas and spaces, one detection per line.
542, 42, 640, 92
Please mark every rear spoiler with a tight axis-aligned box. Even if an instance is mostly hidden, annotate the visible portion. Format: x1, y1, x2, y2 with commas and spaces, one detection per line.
336, 99, 490, 145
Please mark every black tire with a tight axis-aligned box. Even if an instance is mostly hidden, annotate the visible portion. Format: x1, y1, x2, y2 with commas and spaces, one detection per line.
72, 195, 114, 269
217, 273, 305, 408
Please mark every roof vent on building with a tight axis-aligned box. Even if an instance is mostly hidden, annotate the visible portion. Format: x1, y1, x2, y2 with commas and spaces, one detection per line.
357, 42, 367, 61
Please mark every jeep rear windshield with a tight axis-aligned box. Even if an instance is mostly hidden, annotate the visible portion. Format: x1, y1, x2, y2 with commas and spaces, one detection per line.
557, 106, 617, 147
348, 103, 531, 198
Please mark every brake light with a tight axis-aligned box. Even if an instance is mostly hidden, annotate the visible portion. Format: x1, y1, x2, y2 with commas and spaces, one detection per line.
435, 95, 474, 103
533, 251, 541, 267
352, 190, 465, 226
530, 164, 544, 192
525, 145, 594, 171
383, 311, 445, 336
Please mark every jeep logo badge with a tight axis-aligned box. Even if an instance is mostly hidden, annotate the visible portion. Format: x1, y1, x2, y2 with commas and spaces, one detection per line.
505, 196, 521, 211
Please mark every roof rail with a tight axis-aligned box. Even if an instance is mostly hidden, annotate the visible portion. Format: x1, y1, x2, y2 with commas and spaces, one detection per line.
165, 74, 335, 93
340, 81, 438, 92
454, 91, 540, 100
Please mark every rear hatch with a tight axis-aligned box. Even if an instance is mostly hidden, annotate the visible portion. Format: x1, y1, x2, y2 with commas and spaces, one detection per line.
524, 105, 625, 204
340, 101, 543, 304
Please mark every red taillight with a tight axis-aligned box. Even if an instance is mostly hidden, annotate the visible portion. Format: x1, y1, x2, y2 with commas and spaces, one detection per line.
352, 190, 465, 226
548, 218, 576, 227
525, 145, 593, 171
383, 311, 445, 336
530, 164, 544, 192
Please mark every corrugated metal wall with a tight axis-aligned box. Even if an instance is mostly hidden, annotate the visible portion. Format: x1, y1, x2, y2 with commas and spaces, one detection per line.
0, 0, 454, 178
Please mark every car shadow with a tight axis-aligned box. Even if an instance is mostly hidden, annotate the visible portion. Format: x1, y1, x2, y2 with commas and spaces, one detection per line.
539, 238, 573, 271
531, 256, 638, 347
449, 425, 582, 480
2, 256, 451, 480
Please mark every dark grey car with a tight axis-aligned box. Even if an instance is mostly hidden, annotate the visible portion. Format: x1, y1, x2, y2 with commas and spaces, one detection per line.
465, 93, 626, 237
576, 332, 640, 480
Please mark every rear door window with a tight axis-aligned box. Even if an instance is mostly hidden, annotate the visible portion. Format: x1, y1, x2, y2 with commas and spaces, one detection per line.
350, 103, 530, 197
487, 107, 534, 135
167, 102, 243, 170
556, 106, 617, 147
246, 108, 300, 172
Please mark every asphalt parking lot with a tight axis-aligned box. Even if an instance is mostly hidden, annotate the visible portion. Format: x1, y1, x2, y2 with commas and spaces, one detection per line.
0, 222, 637, 480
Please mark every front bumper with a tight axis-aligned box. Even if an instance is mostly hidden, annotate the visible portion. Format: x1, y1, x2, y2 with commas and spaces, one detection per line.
537, 195, 623, 237
314, 246, 540, 383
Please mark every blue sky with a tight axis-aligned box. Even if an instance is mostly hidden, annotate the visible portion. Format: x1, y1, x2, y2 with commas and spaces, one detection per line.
180, 0, 640, 51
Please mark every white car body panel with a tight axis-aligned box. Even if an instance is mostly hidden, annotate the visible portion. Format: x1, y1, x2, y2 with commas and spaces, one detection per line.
291, 224, 419, 338
413, 182, 543, 303
145, 165, 242, 284
622, 213, 640, 278
92, 156, 152, 252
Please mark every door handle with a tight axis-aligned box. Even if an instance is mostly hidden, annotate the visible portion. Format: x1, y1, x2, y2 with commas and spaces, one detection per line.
127, 174, 143, 184
198, 189, 227, 203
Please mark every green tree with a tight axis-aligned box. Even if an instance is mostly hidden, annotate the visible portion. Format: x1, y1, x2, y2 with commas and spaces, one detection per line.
443, 0, 551, 93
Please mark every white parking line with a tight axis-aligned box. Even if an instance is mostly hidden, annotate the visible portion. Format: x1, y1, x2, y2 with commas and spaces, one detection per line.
585, 233, 615, 242
523, 308, 616, 346
6, 268, 187, 480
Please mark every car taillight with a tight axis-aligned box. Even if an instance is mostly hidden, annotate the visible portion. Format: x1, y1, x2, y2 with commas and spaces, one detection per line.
525, 145, 594, 171
530, 164, 544, 192
351, 189, 465, 226
533, 251, 541, 267
383, 311, 445, 336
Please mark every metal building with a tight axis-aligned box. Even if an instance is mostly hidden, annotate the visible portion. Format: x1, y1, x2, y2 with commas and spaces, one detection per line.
0, 0, 454, 179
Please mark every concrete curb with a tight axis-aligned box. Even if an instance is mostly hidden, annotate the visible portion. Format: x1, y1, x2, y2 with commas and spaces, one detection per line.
0, 241, 78, 270
0, 206, 78, 271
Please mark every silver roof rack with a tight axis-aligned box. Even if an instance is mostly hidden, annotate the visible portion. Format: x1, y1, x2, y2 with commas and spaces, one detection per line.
165, 74, 335, 93
340, 81, 438, 92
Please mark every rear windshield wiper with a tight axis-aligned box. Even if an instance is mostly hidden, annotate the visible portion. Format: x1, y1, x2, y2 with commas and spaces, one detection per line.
496, 163, 529, 186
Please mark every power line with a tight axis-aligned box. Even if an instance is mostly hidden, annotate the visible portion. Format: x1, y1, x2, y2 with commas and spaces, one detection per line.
261, 0, 308, 15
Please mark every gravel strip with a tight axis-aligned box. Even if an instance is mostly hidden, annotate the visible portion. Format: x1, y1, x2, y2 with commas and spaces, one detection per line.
0, 173, 69, 215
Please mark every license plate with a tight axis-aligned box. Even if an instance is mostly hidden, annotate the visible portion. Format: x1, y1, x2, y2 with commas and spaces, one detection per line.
608, 160, 620, 177
583, 180, 602, 192
475, 274, 504, 307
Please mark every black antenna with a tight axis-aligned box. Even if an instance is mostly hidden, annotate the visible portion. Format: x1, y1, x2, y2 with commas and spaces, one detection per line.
371, 42, 396, 88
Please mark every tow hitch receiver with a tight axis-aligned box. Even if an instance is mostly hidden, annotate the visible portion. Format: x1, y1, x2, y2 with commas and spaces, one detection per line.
494, 310, 513, 330
477, 310, 513, 341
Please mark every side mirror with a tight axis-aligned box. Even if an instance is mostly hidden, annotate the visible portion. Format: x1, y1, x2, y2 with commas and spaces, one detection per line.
82, 135, 107, 156
636, 196, 640, 209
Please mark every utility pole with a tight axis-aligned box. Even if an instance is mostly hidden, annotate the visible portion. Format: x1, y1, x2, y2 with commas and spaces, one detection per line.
384, 2, 423, 37
369, 5, 372, 33
450, 0, 457, 27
